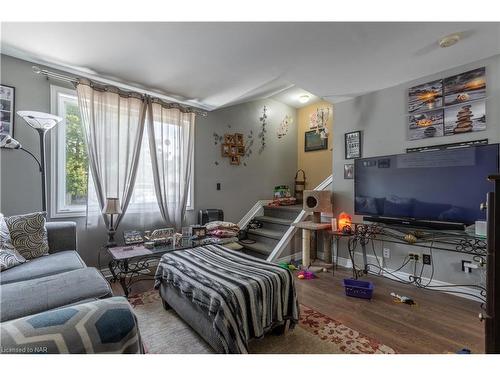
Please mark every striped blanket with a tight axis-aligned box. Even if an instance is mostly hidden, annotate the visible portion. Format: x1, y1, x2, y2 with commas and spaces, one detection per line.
154, 245, 299, 354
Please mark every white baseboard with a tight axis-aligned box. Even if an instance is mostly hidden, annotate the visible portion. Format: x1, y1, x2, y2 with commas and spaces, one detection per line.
277, 251, 303, 263
336, 256, 483, 302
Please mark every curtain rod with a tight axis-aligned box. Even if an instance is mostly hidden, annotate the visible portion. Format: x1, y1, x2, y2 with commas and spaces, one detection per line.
32, 66, 208, 117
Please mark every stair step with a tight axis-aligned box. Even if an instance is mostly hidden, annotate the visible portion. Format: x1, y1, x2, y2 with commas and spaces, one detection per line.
247, 228, 283, 240
254, 215, 293, 226
238, 240, 271, 255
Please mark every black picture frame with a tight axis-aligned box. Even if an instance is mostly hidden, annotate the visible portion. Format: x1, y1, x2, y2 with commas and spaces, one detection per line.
344, 164, 354, 179
0, 84, 15, 137
304, 130, 328, 152
345, 130, 362, 159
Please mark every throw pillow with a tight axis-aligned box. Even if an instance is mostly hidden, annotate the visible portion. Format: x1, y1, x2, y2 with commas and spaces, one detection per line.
1, 214, 14, 250
5, 212, 49, 260
0, 248, 27, 271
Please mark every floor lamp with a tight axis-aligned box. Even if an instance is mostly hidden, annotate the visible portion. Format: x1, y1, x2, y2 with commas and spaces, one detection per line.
0, 111, 62, 212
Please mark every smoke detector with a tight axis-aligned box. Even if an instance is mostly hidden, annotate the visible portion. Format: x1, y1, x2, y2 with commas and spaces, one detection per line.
439, 33, 461, 48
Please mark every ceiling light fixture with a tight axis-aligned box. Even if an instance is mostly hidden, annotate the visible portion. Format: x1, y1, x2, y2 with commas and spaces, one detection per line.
439, 33, 461, 48
299, 95, 310, 104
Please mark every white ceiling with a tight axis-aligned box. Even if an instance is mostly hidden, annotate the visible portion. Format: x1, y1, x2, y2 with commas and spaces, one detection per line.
1, 22, 499, 111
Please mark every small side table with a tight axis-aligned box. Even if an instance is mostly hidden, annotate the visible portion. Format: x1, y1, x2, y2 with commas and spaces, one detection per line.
326, 230, 353, 276
293, 221, 332, 268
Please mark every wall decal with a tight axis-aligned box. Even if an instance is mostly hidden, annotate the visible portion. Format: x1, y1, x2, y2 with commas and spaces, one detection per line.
309, 107, 329, 138
258, 106, 267, 153
277, 114, 292, 139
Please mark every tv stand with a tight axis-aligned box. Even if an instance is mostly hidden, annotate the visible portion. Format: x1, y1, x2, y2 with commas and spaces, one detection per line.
363, 216, 465, 231
337, 222, 486, 302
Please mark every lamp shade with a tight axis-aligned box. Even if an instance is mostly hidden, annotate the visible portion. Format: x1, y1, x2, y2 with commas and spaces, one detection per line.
102, 198, 122, 215
0, 134, 22, 149
17, 111, 62, 130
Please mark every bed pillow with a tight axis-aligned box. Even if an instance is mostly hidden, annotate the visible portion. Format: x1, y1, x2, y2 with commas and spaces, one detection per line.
208, 229, 240, 238
5, 212, 49, 260
0, 248, 27, 271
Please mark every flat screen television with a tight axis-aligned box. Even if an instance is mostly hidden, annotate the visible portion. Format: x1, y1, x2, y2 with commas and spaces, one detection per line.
354, 143, 499, 229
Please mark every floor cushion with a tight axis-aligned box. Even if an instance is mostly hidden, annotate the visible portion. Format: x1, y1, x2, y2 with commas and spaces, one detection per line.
0, 250, 85, 285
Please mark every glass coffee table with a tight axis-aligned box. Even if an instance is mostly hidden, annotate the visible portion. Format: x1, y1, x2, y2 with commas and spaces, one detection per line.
107, 238, 195, 297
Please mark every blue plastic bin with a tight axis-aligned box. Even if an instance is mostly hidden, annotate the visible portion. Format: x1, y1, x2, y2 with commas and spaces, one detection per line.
342, 279, 374, 300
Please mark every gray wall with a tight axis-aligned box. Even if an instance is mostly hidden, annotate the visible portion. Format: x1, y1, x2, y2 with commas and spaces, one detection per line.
0, 54, 297, 267
333, 54, 500, 286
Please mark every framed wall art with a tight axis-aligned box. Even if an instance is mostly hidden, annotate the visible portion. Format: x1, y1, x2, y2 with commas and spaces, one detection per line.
0, 84, 15, 137
304, 130, 328, 152
344, 164, 354, 179
407, 67, 487, 141
344, 130, 362, 159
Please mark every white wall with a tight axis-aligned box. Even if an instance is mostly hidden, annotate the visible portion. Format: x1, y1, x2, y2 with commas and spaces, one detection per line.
333, 54, 500, 285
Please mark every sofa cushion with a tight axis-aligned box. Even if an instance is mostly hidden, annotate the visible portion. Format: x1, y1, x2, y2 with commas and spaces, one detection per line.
0, 267, 113, 322
0, 248, 26, 272
0, 250, 85, 285
5, 212, 49, 260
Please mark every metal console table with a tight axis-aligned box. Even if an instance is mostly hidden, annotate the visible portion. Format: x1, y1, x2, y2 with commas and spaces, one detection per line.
330, 222, 487, 303
107, 238, 194, 297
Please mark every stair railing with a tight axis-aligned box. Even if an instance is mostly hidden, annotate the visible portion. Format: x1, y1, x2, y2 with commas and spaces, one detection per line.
266, 175, 333, 262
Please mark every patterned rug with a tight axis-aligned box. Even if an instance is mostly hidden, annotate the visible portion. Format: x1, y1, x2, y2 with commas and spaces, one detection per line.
130, 290, 395, 354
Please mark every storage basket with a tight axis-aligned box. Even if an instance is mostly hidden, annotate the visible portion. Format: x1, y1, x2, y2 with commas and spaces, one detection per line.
342, 279, 374, 300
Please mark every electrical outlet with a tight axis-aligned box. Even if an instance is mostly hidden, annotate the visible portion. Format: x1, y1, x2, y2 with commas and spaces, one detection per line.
422, 254, 431, 265
409, 253, 420, 262
383, 248, 391, 259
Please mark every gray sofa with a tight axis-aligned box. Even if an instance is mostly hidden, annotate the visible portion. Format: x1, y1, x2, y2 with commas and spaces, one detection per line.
0, 221, 143, 354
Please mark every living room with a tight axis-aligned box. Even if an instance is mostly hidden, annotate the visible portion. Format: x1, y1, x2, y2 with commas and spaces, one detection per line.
1, 1, 500, 373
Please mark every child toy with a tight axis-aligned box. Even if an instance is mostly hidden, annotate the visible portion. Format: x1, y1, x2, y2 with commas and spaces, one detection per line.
297, 270, 315, 280
390, 292, 416, 305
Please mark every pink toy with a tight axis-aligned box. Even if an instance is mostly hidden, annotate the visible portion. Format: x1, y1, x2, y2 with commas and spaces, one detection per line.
297, 270, 315, 280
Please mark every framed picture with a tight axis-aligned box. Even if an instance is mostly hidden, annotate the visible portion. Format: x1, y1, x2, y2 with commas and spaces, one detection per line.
234, 133, 244, 146
408, 109, 444, 140
344, 164, 354, 179
444, 67, 486, 106
237, 146, 245, 155
230, 155, 240, 165
408, 79, 443, 114
444, 100, 486, 135
304, 130, 328, 152
224, 134, 235, 145
344, 131, 362, 159
0, 84, 15, 137
221, 144, 231, 157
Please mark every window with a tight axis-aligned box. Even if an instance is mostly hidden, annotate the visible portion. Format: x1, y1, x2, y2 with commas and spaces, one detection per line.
50, 86, 88, 217
50, 85, 193, 218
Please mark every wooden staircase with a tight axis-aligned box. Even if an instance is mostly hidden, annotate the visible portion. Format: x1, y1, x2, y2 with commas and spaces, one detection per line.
240, 205, 303, 259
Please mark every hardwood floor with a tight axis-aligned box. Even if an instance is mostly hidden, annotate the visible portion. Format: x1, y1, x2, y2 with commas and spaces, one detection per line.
114, 265, 485, 354
296, 267, 485, 354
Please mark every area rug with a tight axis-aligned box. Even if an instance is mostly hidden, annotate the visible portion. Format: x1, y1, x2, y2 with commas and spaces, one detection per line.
129, 290, 395, 354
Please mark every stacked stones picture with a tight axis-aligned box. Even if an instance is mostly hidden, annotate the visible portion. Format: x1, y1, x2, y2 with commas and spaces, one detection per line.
407, 67, 486, 140
444, 101, 486, 136
0, 84, 15, 137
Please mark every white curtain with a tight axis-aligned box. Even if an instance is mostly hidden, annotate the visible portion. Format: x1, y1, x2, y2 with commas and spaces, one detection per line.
76, 81, 147, 229
147, 98, 195, 230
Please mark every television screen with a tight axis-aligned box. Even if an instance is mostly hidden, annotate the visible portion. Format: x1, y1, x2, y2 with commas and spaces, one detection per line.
354, 144, 499, 226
